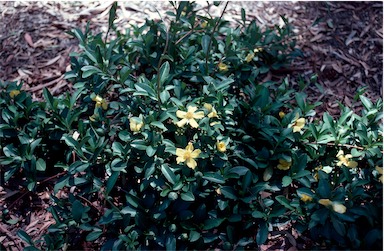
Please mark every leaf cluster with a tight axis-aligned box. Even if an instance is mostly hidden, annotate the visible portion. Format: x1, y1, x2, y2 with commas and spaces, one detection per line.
0, 2, 382, 250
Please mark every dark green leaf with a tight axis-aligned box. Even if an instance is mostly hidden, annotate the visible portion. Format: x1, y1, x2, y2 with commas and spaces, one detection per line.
43, 88, 55, 110
86, 229, 103, 242
241, 8, 246, 23
166, 235, 176, 250
145, 146, 157, 157
256, 221, 268, 245
36, 158, 46, 171
17, 230, 33, 245
181, 191, 195, 201
159, 61, 170, 85
203, 218, 225, 230
150, 121, 168, 131
189, 230, 201, 242
282, 176, 292, 187
106, 171, 120, 195
360, 95, 373, 110
202, 35, 211, 55
108, 2, 118, 29
81, 65, 102, 78
202, 172, 225, 184
251, 211, 266, 219
161, 164, 177, 185
331, 215, 346, 236
72, 200, 86, 222
220, 186, 237, 200
275, 195, 295, 210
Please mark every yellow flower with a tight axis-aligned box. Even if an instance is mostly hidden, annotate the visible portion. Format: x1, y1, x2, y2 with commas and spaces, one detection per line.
216, 187, 221, 195
300, 194, 313, 203
9, 90, 20, 98
201, 21, 208, 28
277, 159, 291, 170
332, 202, 347, 214
176, 106, 204, 128
208, 107, 219, 118
375, 166, 383, 183
279, 111, 285, 119
313, 166, 322, 181
318, 199, 332, 206
218, 62, 228, 72
204, 103, 213, 111
245, 52, 255, 63
176, 142, 201, 169
216, 141, 226, 152
92, 95, 108, 110
292, 117, 305, 132
336, 150, 358, 168
89, 114, 98, 122
318, 199, 347, 214
129, 117, 144, 132
204, 103, 219, 118
254, 48, 263, 53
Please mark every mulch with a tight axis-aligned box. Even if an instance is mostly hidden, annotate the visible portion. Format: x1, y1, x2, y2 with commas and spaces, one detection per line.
0, 1, 382, 250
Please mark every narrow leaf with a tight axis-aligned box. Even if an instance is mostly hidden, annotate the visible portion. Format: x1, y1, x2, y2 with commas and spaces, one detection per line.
202, 35, 211, 55
161, 164, 177, 185
159, 61, 170, 85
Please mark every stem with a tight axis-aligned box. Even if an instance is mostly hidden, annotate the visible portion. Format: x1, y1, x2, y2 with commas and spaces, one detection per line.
307, 141, 382, 152
205, 1, 229, 75
175, 22, 200, 45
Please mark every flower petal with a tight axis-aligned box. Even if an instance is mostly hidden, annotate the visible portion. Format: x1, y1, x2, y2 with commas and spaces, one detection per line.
295, 118, 306, 127
186, 158, 197, 169
176, 156, 185, 164
332, 202, 346, 214
102, 101, 108, 110
177, 118, 188, 127
190, 149, 201, 158
204, 103, 213, 111
336, 150, 344, 158
193, 111, 205, 119
187, 106, 198, 113
185, 143, 194, 152
189, 119, 199, 128
293, 126, 301, 133
94, 95, 103, 103
176, 148, 186, 158
318, 199, 332, 206
347, 160, 358, 168
176, 110, 187, 118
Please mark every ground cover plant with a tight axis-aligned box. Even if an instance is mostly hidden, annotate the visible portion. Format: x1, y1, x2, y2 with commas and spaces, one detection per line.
0, 2, 382, 250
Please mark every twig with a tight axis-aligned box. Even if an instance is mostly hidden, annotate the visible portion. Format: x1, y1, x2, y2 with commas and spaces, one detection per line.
77, 195, 101, 212
7, 171, 67, 210
308, 142, 365, 151
28, 75, 64, 92
0, 224, 23, 249
37, 171, 67, 185
175, 22, 200, 45
7, 190, 31, 210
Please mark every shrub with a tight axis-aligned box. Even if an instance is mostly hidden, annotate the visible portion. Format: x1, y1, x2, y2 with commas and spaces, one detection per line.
0, 2, 382, 250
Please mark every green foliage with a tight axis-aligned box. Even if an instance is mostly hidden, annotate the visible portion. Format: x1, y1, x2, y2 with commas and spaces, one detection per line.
0, 2, 382, 250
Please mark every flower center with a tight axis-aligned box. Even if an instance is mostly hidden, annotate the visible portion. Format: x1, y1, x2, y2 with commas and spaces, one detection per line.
185, 112, 194, 119
183, 151, 191, 160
